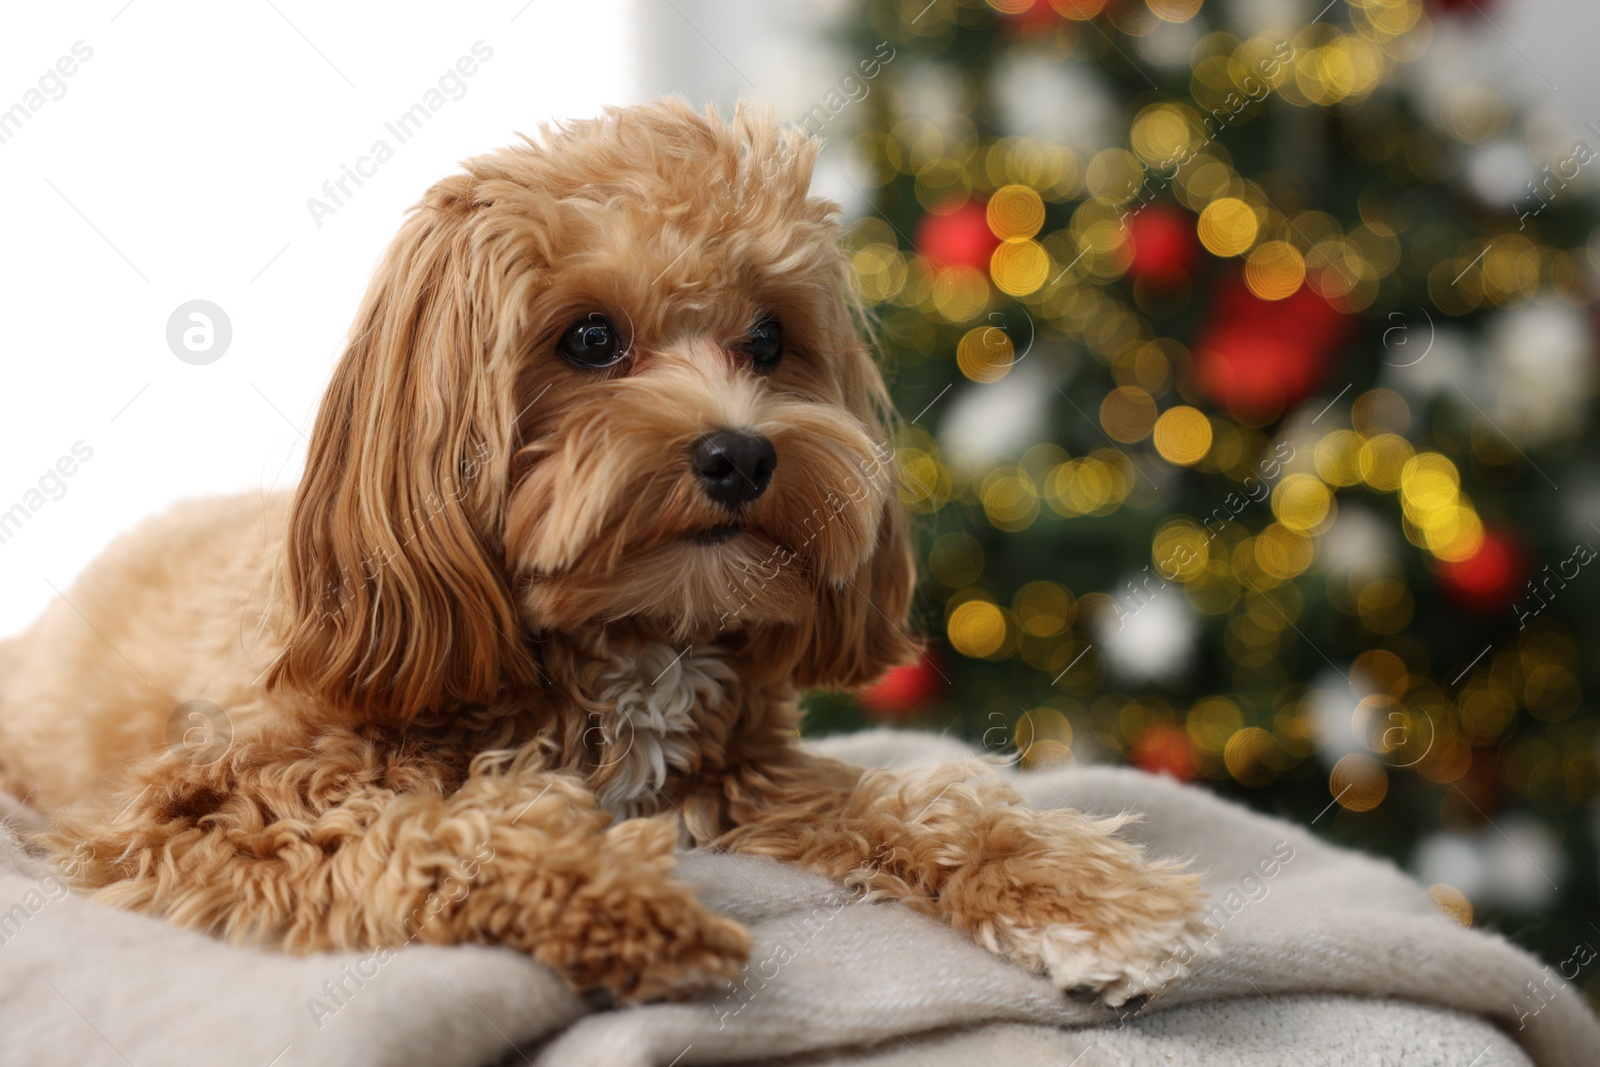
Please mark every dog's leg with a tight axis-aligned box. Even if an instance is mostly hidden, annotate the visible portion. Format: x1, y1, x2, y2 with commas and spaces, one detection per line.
711, 752, 1213, 1007
50, 730, 748, 1001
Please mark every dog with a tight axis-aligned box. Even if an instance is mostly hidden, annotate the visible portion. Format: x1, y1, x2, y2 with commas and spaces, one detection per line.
0, 101, 1209, 1007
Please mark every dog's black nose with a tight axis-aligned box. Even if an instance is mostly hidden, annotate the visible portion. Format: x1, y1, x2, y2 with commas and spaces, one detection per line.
691, 430, 776, 509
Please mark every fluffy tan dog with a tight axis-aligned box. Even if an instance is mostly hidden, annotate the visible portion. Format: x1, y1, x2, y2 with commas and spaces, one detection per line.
0, 101, 1209, 1007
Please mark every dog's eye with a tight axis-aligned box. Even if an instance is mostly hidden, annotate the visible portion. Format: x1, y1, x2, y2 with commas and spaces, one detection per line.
744, 316, 782, 372
557, 314, 624, 369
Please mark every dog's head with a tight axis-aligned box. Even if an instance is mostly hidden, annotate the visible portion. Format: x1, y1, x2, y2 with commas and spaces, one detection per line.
268, 101, 916, 721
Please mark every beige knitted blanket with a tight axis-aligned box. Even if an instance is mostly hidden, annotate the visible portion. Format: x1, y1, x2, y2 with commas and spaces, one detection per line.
0, 729, 1593, 1066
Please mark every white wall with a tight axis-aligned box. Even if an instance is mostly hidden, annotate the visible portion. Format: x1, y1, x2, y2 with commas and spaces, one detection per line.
0, 0, 636, 636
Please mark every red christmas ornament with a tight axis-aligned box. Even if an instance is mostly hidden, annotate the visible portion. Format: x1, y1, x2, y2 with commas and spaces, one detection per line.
861, 651, 945, 716
916, 201, 1000, 272
1437, 527, 1527, 613
1192, 273, 1353, 420
1131, 724, 1197, 782
1126, 204, 1199, 285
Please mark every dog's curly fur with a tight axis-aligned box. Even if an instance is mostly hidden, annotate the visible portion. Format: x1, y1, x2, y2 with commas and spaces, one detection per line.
0, 101, 1210, 1006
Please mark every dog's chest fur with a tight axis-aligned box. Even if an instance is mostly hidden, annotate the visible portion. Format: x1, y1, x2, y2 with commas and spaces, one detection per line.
588, 640, 734, 819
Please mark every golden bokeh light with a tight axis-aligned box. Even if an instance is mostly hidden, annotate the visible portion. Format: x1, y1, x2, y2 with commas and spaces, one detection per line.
1420, 505, 1485, 563
1085, 148, 1146, 206
1151, 518, 1210, 581
1225, 727, 1280, 787
930, 265, 991, 322
1100, 386, 1159, 443
1429, 884, 1473, 927
1314, 429, 1365, 487
1130, 103, 1199, 166
1354, 0, 1423, 40
1351, 388, 1411, 437
1047, 0, 1110, 20
990, 238, 1051, 295
852, 245, 908, 303
957, 324, 1016, 383
1045, 454, 1132, 517
1153, 406, 1214, 465
1358, 433, 1415, 491
1014, 707, 1074, 770
1330, 753, 1389, 812
1014, 581, 1077, 637
1255, 523, 1315, 580
1399, 452, 1461, 516
1272, 474, 1334, 534
947, 600, 1010, 659
895, 448, 952, 512
1198, 198, 1260, 257
1147, 0, 1203, 22
1483, 234, 1540, 302
1187, 696, 1244, 756
980, 466, 1040, 532
987, 184, 1046, 240
1244, 240, 1306, 300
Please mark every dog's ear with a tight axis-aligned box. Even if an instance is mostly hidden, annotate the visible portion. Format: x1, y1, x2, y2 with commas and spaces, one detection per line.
267, 177, 528, 721
790, 330, 919, 693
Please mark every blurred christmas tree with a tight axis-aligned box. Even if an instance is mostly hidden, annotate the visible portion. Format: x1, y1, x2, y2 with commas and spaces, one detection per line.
807, 0, 1600, 993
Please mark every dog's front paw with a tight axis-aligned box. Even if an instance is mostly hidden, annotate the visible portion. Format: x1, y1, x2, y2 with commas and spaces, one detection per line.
992, 903, 1216, 1009
953, 811, 1217, 1009
531, 872, 752, 1003
484, 815, 751, 1003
